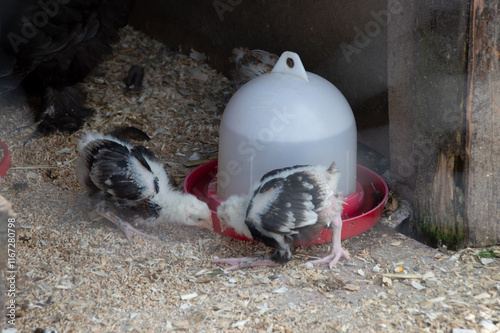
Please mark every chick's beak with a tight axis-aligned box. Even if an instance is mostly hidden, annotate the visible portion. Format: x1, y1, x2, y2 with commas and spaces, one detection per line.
218, 216, 228, 232
201, 214, 213, 230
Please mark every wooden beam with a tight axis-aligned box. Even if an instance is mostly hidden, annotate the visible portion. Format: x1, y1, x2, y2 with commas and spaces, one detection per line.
388, 2, 417, 196
465, 0, 500, 246
389, 1, 470, 249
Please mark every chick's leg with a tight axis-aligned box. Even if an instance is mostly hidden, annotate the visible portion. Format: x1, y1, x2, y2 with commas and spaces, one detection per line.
96, 209, 158, 241
212, 257, 280, 271
309, 215, 350, 268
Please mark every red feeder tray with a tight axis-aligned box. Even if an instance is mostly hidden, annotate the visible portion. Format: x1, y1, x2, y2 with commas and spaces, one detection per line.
0, 140, 11, 179
184, 160, 388, 244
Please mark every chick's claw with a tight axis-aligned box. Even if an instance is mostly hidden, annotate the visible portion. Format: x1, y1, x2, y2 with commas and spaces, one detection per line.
309, 248, 351, 268
97, 210, 159, 241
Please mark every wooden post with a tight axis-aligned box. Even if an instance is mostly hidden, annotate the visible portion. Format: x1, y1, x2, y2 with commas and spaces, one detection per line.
389, 0, 500, 248
389, 1, 470, 248
466, 0, 500, 246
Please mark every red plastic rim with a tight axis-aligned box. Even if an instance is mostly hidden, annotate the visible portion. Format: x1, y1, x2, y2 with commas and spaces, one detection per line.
0, 140, 11, 178
184, 160, 388, 244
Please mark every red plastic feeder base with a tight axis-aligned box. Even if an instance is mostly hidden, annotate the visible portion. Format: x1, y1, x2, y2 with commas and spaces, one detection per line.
184, 160, 388, 244
0, 140, 11, 179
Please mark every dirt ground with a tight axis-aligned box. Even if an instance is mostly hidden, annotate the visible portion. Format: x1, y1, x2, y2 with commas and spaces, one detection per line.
0, 26, 499, 333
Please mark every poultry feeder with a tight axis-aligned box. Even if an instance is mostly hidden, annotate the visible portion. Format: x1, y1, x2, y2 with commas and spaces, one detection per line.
218, 51, 357, 199
0, 140, 11, 179
184, 51, 388, 244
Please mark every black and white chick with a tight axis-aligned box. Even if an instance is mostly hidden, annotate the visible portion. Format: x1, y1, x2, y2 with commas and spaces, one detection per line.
76, 132, 212, 241
213, 163, 350, 270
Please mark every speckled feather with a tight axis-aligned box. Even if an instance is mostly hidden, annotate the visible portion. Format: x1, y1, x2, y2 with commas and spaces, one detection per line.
248, 168, 337, 236
231, 48, 278, 88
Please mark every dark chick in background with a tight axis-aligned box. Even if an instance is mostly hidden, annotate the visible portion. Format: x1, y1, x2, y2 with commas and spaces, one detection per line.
76, 132, 212, 240
0, 0, 135, 135
230, 48, 278, 89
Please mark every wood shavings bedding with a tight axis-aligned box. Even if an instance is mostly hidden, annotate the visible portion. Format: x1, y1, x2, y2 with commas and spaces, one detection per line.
0, 26, 498, 333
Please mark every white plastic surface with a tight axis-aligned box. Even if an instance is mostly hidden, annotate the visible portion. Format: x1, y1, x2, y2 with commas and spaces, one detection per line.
217, 51, 357, 199
271, 51, 309, 81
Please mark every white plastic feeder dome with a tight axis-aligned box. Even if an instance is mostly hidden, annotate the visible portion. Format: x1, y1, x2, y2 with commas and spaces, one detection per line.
217, 51, 357, 199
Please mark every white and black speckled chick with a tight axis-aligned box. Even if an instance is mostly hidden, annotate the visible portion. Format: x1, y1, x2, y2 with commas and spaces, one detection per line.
214, 163, 350, 270
76, 132, 212, 240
